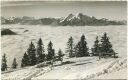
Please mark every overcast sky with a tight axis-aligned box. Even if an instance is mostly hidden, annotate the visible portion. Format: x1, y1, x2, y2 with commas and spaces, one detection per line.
1, 1, 127, 20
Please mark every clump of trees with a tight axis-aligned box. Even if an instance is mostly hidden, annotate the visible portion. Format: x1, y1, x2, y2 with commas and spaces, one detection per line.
21, 38, 46, 67
21, 38, 44, 67
1, 32, 117, 71
66, 33, 117, 58
91, 32, 117, 59
21, 38, 64, 68
66, 34, 89, 57
1, 53, 18, 71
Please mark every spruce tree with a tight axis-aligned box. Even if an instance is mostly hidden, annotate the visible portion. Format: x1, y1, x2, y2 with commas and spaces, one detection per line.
1, 54, 7, 71
75, 34, 89, 57
36, 38, 45, 64
12, 58, 18, 69
58, 49, 64, 62
27, 42, 37, 66
47, 41, 55, 61
100, 33, 114, 55
21, 52, 29, 67
92, 36, 100, 56
66, 36, 75, 58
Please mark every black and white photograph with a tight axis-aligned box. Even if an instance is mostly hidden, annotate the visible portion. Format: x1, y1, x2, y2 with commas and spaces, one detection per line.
1, 0, 127, 79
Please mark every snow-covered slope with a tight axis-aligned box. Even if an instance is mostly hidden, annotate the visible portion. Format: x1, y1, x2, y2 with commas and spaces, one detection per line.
94, 67, 127, 79
2, 57, 127, 79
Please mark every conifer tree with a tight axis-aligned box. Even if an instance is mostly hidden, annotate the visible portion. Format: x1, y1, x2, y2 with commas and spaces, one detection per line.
75, 34, 89, 57
21, 52, 29, 67
47, 41, 55, 61
1, 54, 7, 71
100, 33, 114, 54
36, 38, 45, 64
58, 49, 64, 62
92, 36, 100, 56
12, 58, 18, 69
27, 42, 37, 66
66, 36, 75, 58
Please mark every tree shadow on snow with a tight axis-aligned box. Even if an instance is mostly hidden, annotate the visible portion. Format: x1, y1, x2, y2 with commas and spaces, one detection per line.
72, 62, 92, 66
54, 61, 75, 67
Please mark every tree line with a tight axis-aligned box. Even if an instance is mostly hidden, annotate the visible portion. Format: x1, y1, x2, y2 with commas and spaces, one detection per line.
1, 32, 117, 71
66, 32, 117, 58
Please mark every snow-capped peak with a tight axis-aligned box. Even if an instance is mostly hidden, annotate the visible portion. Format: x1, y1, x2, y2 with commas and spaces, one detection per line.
65, 14, 75, 21
60, 13, 79, 23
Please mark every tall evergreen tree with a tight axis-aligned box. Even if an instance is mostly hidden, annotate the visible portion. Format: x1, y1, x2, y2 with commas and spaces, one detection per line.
92, 36, 100, 56
100, 32, 114, 54
27, 42, 37, 66
75, 34, 89, 57
21, 52, 29, 67
47, 41, 55, 61
36, 38, 45, 64
58, 49, 64, 62
66, 36, 75, 58
1, 54, 7, 71
12, 58, 18, 69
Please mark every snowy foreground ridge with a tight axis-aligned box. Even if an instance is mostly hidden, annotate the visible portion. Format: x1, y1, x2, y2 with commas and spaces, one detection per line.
2, 57, 127, 79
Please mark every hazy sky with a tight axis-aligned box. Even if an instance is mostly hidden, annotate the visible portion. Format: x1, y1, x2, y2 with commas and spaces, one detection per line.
1, 1, 127, 20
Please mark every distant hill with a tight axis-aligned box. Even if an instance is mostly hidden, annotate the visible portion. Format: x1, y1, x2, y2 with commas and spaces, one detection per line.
1, 29, 17, 35
1, 13, 126, 26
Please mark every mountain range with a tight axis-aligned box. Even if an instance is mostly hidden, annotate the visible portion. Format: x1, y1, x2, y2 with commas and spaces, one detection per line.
1, 13, 126, 26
